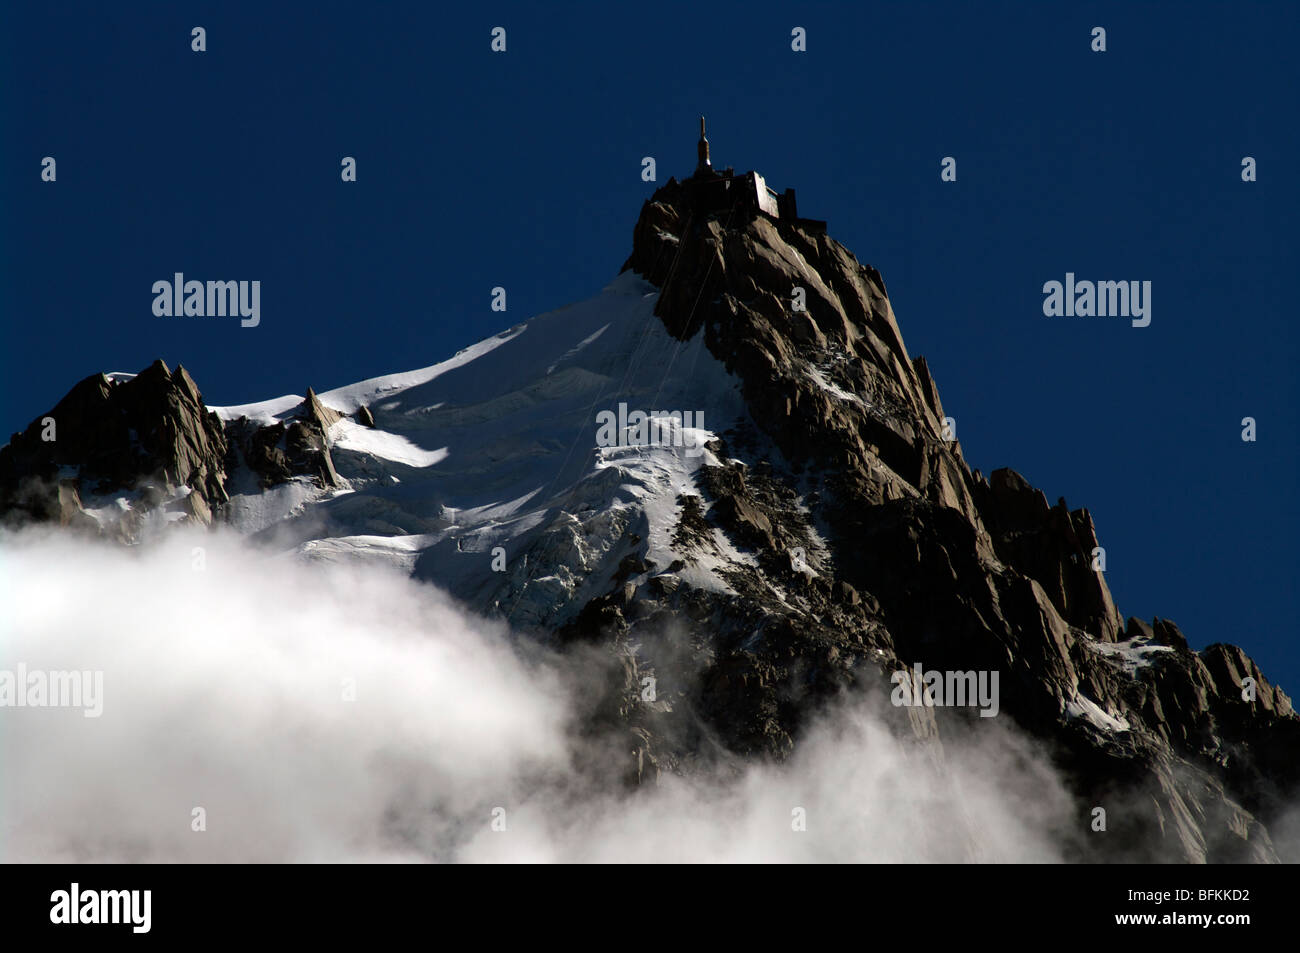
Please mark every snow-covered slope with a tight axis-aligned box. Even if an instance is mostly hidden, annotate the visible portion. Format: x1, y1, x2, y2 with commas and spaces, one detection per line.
209, 271, 750, 627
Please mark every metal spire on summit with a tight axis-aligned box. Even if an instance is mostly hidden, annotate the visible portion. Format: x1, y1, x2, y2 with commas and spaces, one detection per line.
695, 116, 711, 175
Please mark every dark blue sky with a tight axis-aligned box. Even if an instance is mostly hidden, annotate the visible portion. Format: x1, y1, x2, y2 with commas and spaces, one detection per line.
3, 2, 1297, 692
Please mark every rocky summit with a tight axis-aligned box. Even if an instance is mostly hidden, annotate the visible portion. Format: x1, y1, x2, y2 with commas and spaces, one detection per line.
3, 150, 1295, 864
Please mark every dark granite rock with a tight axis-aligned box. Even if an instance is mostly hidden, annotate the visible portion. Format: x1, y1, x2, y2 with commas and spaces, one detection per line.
0, 359, 228, 530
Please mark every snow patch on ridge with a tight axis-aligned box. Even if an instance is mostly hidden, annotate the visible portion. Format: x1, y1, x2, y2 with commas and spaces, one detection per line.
595, 430, 740, 597
329, 419, 447, 468
1065, 692, 1131, 732
1088, 636, 1175, 675
210, 394, 303, 426
806, 365, 867, 408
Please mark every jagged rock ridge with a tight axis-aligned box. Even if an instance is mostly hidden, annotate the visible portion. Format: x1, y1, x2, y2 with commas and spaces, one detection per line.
612, 164, 1298, 861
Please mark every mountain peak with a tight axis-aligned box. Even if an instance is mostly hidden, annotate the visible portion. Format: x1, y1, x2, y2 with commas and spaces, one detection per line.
625, 123, 827, 284
2, 152, 1296, 861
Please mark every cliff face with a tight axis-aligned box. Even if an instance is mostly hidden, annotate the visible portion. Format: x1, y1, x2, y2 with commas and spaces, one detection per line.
2, 172, 1295, 863
0, 360, 230, 538
615, 173, 1298, 861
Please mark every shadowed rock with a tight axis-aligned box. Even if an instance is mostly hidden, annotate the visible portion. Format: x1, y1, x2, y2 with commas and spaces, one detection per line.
0, 359, 228, 532
611, 162, 1299, 862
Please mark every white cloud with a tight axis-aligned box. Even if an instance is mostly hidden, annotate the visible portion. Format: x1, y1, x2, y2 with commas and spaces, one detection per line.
0, 527, 1074, 862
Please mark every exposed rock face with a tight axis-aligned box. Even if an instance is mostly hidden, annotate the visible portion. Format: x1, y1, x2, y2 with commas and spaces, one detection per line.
224, 388, 340, 491
0, 359, 229, 536
611, 172, 1298, 861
